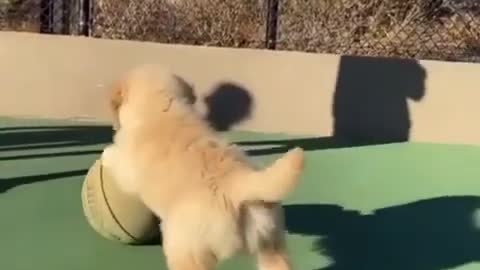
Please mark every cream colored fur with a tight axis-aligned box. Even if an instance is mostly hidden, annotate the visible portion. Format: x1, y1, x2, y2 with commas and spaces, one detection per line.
102, 64, 305, 270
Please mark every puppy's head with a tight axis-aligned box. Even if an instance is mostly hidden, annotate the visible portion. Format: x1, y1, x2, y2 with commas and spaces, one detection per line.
109, 64, 196, 131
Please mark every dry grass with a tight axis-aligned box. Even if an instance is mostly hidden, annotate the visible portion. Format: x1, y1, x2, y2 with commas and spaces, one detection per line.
93, 0, 266, 48
91, 0, 480, 61
0, 0, 41, 32
2, 0, 480, 61
276, 0, 480, 60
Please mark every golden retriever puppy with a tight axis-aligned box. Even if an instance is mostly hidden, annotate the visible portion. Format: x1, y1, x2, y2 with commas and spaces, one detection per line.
102, 64, 305, 270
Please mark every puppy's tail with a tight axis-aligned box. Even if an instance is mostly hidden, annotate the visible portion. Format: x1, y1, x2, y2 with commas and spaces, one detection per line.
232, 147, 305, 203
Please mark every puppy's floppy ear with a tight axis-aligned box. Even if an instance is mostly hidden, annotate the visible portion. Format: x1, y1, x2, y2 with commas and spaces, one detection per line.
159, 94, 174, 112
155, 74, 193, 112
109, 80, 127, 131
173, 74, 197, 105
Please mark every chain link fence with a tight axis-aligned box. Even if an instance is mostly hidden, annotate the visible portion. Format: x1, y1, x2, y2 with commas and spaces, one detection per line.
92, 0, 267, 48
277, 0, 480, 62
1, 0, 480, 62
0, 0, 91, 34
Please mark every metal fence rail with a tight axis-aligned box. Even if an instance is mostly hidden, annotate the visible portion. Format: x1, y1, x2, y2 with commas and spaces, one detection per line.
1, 0, 479, 62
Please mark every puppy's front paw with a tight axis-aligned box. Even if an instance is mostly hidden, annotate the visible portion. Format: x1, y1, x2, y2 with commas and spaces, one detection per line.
101, 145, 116, 169
101, 145, 138, 195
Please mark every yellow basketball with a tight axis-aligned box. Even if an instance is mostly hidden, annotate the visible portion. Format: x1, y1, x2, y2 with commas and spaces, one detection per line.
81, 158, 160, 244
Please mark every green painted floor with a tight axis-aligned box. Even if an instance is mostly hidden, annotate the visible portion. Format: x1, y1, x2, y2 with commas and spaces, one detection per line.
2, 116, 480, 270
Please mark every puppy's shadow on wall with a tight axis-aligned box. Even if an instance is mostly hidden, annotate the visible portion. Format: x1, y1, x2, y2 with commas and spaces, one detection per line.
204, 82, 254, 131
230, 55, 428, 156
333, 55, 427, 145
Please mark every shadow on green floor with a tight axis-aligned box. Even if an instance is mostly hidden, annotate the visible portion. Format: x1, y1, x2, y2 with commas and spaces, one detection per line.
0, 125, 113, 152
0, 169, 88, 193
284, 195, 480, 270
0, 150, 102, 161
0, 125, 109, 192
236, 137, 354, 156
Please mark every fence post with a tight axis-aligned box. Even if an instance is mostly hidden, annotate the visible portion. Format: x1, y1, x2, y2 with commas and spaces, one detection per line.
265, 0, 279, 49
62, 0, 71, 34
79, 0, 92, 36
40, 0, 75, 35
40, 0, 53, 33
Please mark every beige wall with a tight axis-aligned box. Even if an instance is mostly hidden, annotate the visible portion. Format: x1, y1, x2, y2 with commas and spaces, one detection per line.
0, 31, 478, 145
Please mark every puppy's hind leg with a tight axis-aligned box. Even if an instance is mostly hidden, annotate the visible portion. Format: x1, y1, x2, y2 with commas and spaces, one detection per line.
162, 220, 218, 270
163, 247, 216, 270
254, 228, 292, 270
243, 203, 293, 270
257, 248, 292, 270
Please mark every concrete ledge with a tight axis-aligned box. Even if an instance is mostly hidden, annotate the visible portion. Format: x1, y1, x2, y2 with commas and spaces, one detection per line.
0, 31, 479, 145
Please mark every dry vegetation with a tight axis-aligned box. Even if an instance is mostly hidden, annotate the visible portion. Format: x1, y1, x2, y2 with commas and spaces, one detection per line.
0, 0, 41, 32
2, 0, 480, 61
93, 0, 266, 48
92, 0, 480, 61
276, 0, 480, 60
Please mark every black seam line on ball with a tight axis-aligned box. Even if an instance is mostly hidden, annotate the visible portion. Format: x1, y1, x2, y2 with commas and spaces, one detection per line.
99, 163, 140, 242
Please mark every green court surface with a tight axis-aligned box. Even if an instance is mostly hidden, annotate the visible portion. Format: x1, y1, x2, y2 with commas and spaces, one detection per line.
2, 116, 480, 270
